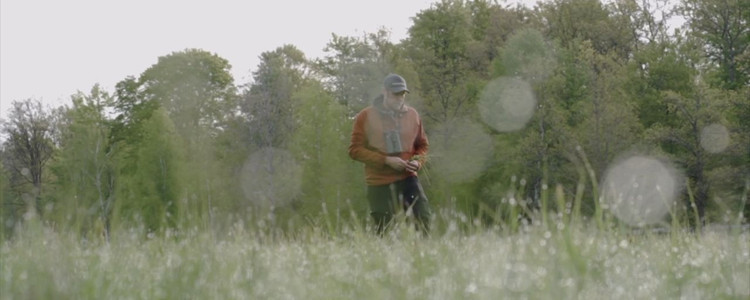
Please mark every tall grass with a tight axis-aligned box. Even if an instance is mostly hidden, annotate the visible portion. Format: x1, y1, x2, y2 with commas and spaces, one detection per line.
2, 203, 748, 300
2, 155, 747, 299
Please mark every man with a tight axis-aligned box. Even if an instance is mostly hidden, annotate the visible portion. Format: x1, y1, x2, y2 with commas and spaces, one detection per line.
348, 73, 431, 235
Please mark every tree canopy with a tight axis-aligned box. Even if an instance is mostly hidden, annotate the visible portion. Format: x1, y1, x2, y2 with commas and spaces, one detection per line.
1, 0, 747, 237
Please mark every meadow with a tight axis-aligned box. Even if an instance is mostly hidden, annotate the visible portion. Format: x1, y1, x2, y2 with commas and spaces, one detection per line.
2, 212, 748, 300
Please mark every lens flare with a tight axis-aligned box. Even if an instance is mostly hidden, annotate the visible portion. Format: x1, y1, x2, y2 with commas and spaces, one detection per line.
502, 28, 557, 82
700, 123, 730, 153
239, 147, 302, 207
601, 156, 683, 226
478, 77, 536, 132
428, 119, 493, 183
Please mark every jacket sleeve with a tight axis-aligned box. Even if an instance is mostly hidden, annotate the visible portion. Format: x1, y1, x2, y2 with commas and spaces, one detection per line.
348, 111, 386, 167
412, 115, 429, 165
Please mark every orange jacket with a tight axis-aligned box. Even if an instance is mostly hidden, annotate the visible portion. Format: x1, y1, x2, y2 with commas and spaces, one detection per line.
348, 97, 429, 186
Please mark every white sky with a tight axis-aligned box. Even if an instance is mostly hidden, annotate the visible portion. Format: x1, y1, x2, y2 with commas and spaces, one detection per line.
0, 0, 684, 123
1, 0, 452, 120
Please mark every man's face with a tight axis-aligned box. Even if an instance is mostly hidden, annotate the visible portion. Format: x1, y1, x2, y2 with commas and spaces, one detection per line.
384, 90, 407, 111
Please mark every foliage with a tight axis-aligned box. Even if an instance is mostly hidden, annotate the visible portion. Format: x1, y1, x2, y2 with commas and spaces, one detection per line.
647, 85, 732, 222
0, 100, 56, 219
314, 30, 399, 115
47, 85, 115, 237
107, 49, 241, 232
242, 45, 309, 149
287, 81, 368, 227
681, 0, 750, 90
407, 0, 481, 123
499, 28, 558, 82
0, 157, 15, 239
110, 107, 184, 232
139, 48, 238, 137
1, 0, 748, 239
540, 0, 636, 58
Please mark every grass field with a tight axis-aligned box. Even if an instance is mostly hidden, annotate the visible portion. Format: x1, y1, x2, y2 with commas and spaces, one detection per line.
2, 215, 748, 300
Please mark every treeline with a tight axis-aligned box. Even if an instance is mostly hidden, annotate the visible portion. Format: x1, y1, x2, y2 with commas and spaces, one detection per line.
1, 0, 748, 238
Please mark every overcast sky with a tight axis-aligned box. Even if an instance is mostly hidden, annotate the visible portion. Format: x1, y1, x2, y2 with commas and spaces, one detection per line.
2, 0, 465, 120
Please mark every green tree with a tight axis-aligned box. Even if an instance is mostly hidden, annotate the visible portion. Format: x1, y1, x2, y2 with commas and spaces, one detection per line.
48, 85, 115, 237
562, 40, 642, 218
110, 72, 184, 232
571, 41, 641, 179
242, 45, 309, 149
407, 0, 480, 123
110, 107, 184, 232
114, 49, 239, 230
706, 87, 749, 222
484, 2, 537, 65
732, 87, 750, 220
0, 160, 14, 239
405, 1, 542, 221
540, 0, 636, 58
647, 84, 731, 223
139, 49, 238, 138
499, 28, 558, 82
498, 89, 573, 220
612, 0, 675, 50
625, 39, 697, 129
236, 45, 312, 223
288, 81, 365, 228
315, 30, 403, 115
682, 0, 750, 90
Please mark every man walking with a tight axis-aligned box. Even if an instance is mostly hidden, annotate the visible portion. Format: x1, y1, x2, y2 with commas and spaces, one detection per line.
348, 74, 431, 235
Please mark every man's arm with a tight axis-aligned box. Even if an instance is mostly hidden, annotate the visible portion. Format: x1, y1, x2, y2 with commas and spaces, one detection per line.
412, 118, 429, 164
406, 116, 429, 172
348, 111, 386, 167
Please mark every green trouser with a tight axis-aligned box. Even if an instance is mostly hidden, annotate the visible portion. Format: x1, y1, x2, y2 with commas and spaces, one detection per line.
367, 176, 431, 235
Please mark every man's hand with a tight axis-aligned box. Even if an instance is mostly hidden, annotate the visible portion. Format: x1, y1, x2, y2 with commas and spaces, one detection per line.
384, 156, 407, 171
406, 160, 420, 173
385, 156, 420, 172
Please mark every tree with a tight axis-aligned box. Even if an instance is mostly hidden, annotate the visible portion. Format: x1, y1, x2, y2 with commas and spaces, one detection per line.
732, 87, 750, 220
611, 0, 675, 50
647, 84, 730, 223
139, 49, 238, 138
0, 161, 14, 239
484, 2, 537, 64
112, 49, 239, 230
287, 81, 366, 226
315, 30, 400, 115
0, 99, 56, 217
407, 0, 480, 123
625, 39, 697, 129
571, 41, 641, 180
110, 107, 184, 232
682, 0, 750, 90
48, 85, 115, 237
499, 28, 558, 82
540, 0, 636, 58
289, 82, 348, 200
705, 87, 749, 223
235, 45, 312, 220
242, 45, 310, 149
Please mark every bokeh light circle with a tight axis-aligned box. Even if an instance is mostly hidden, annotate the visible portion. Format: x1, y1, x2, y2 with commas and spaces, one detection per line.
428, 119, 493, 183
700, 123, 730, 153
239, 147, 302, 207
601, 156, 683, 226
478, 77, 537, 132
